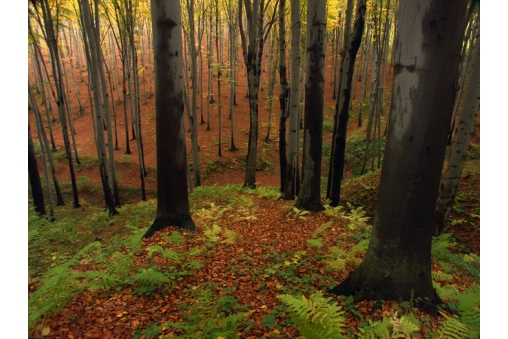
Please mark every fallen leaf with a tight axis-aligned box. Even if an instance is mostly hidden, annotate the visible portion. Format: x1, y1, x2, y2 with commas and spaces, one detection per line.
41, 327, 50, 336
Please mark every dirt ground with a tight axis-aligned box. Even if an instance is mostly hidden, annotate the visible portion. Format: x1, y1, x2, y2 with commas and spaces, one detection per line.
29, 43, 392, 202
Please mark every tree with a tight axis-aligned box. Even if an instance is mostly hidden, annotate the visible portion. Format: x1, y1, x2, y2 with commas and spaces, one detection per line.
282, 0, 301, 200
326, 0, 366, 207
330, 0, 470, 312
435, 14, 480, 235
28, 122, 46, 217
294, 0, 327, 211
239, 0, 277, 188
143, 0, 196, 238
277, 0, 289, 193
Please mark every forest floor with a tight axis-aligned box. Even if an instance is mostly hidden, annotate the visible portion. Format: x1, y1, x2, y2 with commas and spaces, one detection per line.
28, 45, 480, 338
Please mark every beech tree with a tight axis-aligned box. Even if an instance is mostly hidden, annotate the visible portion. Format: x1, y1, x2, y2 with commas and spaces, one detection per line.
330, 0, 470, 312
143, 0, 196, 238
28, 122, 46, 217
435, 15, 480, 235
238, 0, 277, 188
294, 0, 327, 211
282, 0, 301, 200
326, 0, 366, 207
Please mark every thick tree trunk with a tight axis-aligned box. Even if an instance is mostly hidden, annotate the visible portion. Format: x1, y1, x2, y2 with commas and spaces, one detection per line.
435, 19, 480, 236
326, 0, 366, 207
294, 0, 326, 211
144, 0, 196, 238
330, 0, 469, 313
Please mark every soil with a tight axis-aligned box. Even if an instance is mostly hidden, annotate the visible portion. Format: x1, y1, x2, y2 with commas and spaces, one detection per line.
29, 44, 390, 202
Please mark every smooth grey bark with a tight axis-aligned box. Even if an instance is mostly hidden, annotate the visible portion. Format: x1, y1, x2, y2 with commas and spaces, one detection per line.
239, 0, 277, 188
184, 0, 203, 186
282, 0, 301, 200
294, 0, 326, 211
144, 0, 196, 238
80, 0, 118, 215
330, 0, 469, 313
326, 0, 366, 207
435, 18, 480, 236
33, 1, 81, 208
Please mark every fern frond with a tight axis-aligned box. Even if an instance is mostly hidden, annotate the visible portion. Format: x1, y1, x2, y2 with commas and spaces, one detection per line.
277, 291, 345, 339
434, 282, 459, 301
358, 317, 391, 339
456, 284, 480, 338
313, 220, 333, 238
432, 271, 454, 282
399, 313, 421, 338
162, 249, 181, 261
165, 231, 185, 246
307, 238, 324, 249
350, 239, 370, 254
132, 268, 170, 284
146, 245, 164, 258
74, 271, 120, 291
436, 312, 471, 339
222, 229, 242, 244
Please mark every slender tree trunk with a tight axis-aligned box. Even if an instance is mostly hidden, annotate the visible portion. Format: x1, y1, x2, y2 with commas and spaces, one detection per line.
278, 0, 289, 193
282, 0, 301, 200
36, 1, 81, 208
435, 19, 480, 235
326, 0, 366, 206
80, 0, 118, 215
29, 83, 56, 220
29, 122, 46, 216
294, 0, 327, 211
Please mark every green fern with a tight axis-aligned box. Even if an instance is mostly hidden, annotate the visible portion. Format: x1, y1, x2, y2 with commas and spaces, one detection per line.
131, 267, 171, 284
277, 290, 346, 339
203, 223, 222, 242
358, 317, 392, 339
165, 230, 185, 246
434, 312, 471, 339
312, 220, 333, 238
166, 289, 250, 339
74, 271, 120, 291
456, 284, 480, 338
307, 238, 324, 249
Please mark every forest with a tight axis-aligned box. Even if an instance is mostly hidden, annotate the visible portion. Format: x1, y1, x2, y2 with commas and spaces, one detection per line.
27, 0, 481, 338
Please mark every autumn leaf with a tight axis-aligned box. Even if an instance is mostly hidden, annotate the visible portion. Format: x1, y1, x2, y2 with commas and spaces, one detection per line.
41, 327, 50, 336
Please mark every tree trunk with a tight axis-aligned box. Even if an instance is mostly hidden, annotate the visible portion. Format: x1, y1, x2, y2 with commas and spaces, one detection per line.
144, 0, 196, 238
294, 0, 326, 211
330, 0, 469, 313
36, 1, 81, 208
80, 0, 118, 215
28, 122, 46, 216
326, 0, 366, 207
435, 18, 480, 236
278, 0, 289, 193
282, 0, 301, 200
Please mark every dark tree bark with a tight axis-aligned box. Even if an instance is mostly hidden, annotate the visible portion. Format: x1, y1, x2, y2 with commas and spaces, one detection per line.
278, 0, 289, 193
294, 0, 326, 211
144, 0, 196, 238
329, 0, 470, 314
29, 122, 46, 216
326, 0, 366, 207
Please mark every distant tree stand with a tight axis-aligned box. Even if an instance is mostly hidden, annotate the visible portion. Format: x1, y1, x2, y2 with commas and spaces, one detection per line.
143, 0, 196, 238
329, 0, 470, 314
